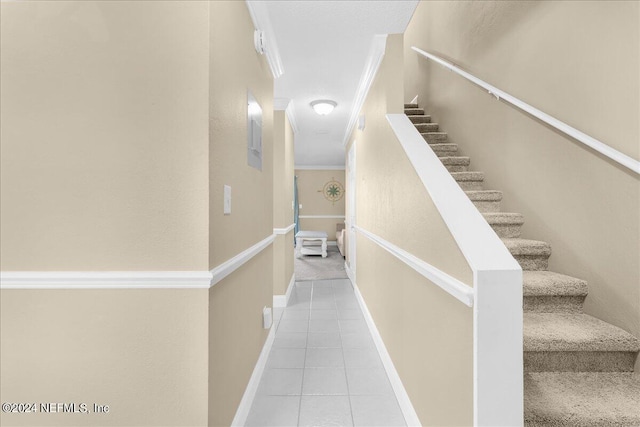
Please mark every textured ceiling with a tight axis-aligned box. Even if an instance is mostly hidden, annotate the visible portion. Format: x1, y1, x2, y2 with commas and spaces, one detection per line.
266, 0, 419, 167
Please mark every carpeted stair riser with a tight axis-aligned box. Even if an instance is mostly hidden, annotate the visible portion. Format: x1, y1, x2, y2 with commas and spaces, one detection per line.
515, 255, 549, 271
404, 103, 418, 109
440, 157, 470, 173
484, 213, 525, 238
451, 172, 484, 191
409, 115, 432, 124
524, 296, 586, 314
404, 108, 424, 116
524, 351, 638, 373
422, 132, 448, 143
524, 372, 640, 427
523, 313, 640, 372
431, 144, 458, 157
466, 190, 503, 213
503, 239, 552, 271
414, 122, 439, 132
524, 271, 588, 313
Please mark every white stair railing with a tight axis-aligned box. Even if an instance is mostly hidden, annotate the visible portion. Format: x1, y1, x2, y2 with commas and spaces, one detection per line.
385, 114, 524, 426
412, 46, 640, 175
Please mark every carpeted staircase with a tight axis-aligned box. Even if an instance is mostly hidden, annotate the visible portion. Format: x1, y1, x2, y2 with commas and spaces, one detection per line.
404, 103, 640, 426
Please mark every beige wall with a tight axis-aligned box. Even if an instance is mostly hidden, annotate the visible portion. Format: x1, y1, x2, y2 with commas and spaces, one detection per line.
208, 248, 272, 426
273, 111, 295, 295
1, 2, 278, 426
404, 0, 640, 369
0, 0, 209, 271
346, 34, 474, 425
0, 2, 211, 426
208, 2, 274, 424
296, 169, 346, 240
209, 1, 274, 269
0, 289, 209, 427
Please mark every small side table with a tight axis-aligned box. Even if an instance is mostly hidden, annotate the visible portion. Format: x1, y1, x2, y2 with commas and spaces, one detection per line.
295, 231, 328, 258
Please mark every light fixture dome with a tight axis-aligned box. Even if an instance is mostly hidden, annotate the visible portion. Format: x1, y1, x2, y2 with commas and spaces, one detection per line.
311, 100, 337, 116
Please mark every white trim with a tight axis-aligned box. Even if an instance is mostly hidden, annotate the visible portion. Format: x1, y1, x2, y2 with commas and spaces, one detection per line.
245, 1, 284, 79
474, 269, 523, 426
230, 322, 277, 426
2, 234, 279, 290
344, 261, 355, 284
409, 95, 418, 105
273, 273, 295, 308
273, 223, 295, 235
286, 101, 299, 134
386, 114, 519, 273
412, 47, 640, 175
343, 34, 388, 146
0, 271, 212, 289
274, 97, 290, 111
347, 270, 421, 426
298, 215, 346, 219
294, 165, 345, 170
386, 114, 522, 425
344, 260, 356, 283
354, 225, 474, 307
211, 234, 276, 286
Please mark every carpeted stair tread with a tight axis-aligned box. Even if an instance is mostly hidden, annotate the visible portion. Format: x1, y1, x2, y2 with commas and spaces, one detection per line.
451, 172, 484, 190
404, 107, 424, 115
450, 171, 484, 181
484, 212, 525, 237
414, 122, 439, 132
524, 313, 640, 352
421, 132, 448, 143
409, 115, 431, 124
465, 190, 502, 201
465, 190, 503, 212
440, 156, 470, 166
523, 271, 588, 297
502, 238, 552, 256
524, 372, 640, 426
430, 143, 458, 157
503, 238, 552, 270
483, 212, 525, 225
404, 103, 418, 109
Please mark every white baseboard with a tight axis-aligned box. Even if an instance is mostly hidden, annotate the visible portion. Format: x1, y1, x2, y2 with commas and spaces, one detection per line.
348, 271, 421, 426
345, 261, 355, 283
230, 323, 277, 426
273, 273, 295, 308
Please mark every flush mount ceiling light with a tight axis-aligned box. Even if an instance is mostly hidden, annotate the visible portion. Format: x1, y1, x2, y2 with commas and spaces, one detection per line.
311, 100, 337, 116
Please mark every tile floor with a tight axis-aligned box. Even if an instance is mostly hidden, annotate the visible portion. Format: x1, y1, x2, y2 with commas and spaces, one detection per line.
246, 279, 406, 427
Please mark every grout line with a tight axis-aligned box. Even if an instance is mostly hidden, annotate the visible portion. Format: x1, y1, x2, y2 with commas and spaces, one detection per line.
335, 279, 357, 426
296, 280, 313, 426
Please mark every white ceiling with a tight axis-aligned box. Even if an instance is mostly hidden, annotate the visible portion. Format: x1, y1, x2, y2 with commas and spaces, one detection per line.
265, 0, 419, 167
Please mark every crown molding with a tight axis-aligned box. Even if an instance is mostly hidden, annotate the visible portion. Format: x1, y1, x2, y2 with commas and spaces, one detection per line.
246, 1, 284, 79
295, 165, 346, 170
342, 34, 388, 146
274, 98, 290, 111
286, 101, 299, 134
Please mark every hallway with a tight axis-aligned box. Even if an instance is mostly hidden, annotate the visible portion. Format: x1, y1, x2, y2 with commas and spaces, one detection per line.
246, 279, 406, 426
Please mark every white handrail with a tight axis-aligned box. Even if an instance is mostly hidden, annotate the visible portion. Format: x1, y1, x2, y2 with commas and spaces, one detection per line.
412, 46, 640, 175
387, 114, 523, 426
354, 224, 474, 307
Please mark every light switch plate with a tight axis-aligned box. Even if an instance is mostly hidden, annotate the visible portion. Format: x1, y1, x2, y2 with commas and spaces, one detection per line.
224, 185, 231, 215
